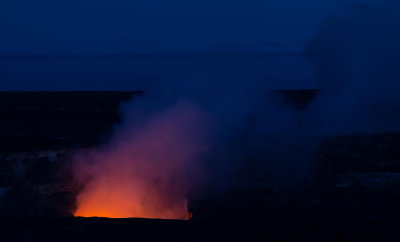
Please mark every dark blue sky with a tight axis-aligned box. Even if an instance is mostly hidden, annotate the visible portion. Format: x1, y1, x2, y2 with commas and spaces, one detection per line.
0, 0, 376, 90
0, 0, 340, 53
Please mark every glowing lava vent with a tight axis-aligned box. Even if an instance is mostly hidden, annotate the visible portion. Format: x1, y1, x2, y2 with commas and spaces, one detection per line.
73, 102, 208, 220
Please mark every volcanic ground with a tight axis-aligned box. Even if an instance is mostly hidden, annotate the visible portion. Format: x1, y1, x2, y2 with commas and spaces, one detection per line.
1, 91, 400, 241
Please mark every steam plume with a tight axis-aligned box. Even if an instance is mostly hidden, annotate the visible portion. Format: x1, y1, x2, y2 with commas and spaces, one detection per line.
306, 0, 400, 135
73, 101, 210, 219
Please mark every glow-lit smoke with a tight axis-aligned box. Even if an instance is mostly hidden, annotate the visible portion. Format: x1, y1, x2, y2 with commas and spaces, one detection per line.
73, 101, 209, 219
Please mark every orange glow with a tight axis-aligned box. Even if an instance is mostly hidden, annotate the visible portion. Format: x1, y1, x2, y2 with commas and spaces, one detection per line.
73, 102, 208, 220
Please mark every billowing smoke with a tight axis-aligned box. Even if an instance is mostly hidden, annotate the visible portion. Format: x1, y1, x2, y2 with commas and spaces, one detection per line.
71, 63, 298, 218
71, 56, 320, 219
73, 101, 210, 219
71, 1, 400, 218
306, 0, 400, 135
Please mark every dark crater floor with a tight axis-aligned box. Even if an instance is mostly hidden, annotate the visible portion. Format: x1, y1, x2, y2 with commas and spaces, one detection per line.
1, 91, 400, 241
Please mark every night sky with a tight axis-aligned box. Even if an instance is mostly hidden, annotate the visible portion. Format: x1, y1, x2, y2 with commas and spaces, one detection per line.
0, 0, 382, 90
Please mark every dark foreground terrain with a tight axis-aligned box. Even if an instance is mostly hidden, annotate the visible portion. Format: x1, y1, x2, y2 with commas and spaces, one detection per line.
1, 91, 400, 241
2, 216, 400, 242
